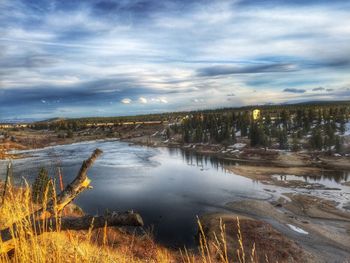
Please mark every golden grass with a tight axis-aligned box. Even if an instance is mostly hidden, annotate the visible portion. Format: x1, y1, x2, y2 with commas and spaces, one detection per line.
0, 182, 256, 263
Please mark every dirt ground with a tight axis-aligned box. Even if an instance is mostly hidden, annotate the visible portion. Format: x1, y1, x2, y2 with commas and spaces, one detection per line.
0, 141, 27, 159
224, 198, 350, 262
200, 213, 315, 263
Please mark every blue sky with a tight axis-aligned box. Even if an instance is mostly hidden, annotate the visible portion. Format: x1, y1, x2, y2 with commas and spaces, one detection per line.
0, 0, 350, 120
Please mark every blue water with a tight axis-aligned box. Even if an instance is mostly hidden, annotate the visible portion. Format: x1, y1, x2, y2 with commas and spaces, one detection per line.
0, 140, 272, 247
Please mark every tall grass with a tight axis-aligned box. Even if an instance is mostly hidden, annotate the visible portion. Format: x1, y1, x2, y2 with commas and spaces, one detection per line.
0, 182, 177, 262
0, 183, 255, 263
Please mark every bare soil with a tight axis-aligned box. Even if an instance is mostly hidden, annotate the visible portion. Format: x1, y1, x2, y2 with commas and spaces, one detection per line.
200, 213, 316, 263
225, 199, 350, 262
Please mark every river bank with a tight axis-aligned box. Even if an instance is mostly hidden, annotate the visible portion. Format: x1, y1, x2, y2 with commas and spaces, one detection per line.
2, 126, 350, 170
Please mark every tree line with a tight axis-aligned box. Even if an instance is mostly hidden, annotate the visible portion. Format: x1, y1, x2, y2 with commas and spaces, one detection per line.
173, 105, 350, 153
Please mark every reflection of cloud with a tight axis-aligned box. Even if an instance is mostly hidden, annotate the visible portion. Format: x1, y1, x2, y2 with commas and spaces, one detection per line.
283, 88, 306, 93
121, 98, 131, 104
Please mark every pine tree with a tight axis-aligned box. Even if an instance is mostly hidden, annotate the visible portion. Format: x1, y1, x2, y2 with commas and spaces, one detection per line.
335, 135, 343, 153
231, 125, 236, 143
278, 128, 288, 149
291, 133, 299, 152
250, 123, 268, 148
310, 128, 323, 151
32, 168, 53, 204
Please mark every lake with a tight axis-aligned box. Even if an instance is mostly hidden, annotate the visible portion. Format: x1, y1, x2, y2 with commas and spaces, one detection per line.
1, 140, 349, 247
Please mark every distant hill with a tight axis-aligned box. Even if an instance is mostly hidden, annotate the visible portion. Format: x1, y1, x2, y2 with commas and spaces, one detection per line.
36, 117, 66, 124
13, 100, 350, 125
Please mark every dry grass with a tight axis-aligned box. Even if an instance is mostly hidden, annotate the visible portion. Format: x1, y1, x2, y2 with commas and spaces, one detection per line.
0, 183, 178, 263
0, 182, 257, 263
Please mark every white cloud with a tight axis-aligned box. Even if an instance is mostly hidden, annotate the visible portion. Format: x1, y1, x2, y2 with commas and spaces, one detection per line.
139, 97, 148, 104
159, 97, 168, 104
121, 98, 131, 104
192, 98, 204, 103
151, 97, 168, 104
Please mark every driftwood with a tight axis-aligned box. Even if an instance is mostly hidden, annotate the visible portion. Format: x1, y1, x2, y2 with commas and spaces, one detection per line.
0, 148, 143, 254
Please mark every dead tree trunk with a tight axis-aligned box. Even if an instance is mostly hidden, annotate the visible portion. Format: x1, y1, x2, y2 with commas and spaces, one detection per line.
0, 212, 143, 243
1, 161, 12, 206
0, 148, 144, 254
36, 148, 104, 219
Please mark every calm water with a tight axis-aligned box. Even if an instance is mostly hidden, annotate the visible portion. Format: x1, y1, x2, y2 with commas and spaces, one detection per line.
1, 140, 349, 247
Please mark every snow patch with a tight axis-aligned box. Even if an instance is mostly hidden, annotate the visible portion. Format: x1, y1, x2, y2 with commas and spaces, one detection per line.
344, 122, 350, 136
228, 143, 246, 150
151, 131, 159, 137
287, 224, 308, 235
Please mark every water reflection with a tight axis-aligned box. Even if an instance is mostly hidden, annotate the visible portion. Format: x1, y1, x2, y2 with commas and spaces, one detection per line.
169, 147, 350, 184
168, 147, 236, 173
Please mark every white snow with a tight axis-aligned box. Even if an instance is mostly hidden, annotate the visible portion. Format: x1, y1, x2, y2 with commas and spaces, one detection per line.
344, 122, 350, 136
287, 224, 309, 235
151, 131, 159, 137
228, 143, 246, 150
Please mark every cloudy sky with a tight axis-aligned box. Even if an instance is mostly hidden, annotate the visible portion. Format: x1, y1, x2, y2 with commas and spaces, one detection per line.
0, 0, 350, 120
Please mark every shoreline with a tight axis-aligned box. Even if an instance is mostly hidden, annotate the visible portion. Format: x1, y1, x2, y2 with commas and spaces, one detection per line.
2, 127, 350, 170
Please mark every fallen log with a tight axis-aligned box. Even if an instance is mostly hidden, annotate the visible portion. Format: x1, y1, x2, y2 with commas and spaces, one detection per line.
0, 148, 144, 254
1, 211, 143, 243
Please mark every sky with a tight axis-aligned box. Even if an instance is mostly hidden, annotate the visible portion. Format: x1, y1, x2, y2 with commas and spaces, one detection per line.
0, 0, 350, 121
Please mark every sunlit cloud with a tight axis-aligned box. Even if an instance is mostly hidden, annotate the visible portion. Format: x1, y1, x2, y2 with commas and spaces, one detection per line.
139, 97, 148, 104
121, 98, 132, 104
151, 97, 168, 104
